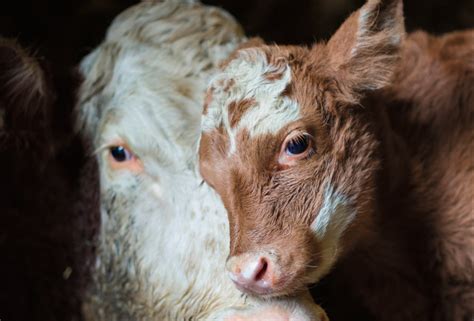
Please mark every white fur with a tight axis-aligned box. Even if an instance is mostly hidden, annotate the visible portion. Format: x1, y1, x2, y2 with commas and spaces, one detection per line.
202, 48, 300, 154
310, 184, 356, 282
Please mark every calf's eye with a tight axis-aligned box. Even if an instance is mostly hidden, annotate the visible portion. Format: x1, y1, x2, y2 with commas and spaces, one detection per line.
286, 136, 310, 155
278, 132, 314, 168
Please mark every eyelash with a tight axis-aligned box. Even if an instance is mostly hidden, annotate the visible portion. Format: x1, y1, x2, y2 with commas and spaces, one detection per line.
286, 134, 314, 153
277, 131, 316, 168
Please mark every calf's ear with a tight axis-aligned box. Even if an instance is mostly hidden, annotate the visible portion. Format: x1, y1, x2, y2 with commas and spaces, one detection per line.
325, 0, 405, 99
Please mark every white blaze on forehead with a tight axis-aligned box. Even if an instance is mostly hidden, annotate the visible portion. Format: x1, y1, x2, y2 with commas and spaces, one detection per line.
238, 96, 300, 137
202, 48, 301, 154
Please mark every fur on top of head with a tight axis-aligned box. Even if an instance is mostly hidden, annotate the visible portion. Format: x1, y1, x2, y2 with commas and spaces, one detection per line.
76, 0, 245, 149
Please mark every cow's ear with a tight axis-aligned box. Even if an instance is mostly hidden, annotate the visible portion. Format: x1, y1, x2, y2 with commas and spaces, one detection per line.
324, 0, 405, 101
0, 38, 53, 131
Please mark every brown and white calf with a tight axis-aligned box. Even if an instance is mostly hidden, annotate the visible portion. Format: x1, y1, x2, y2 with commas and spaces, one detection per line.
76, 1, 327, 320
199, 0, 474, 320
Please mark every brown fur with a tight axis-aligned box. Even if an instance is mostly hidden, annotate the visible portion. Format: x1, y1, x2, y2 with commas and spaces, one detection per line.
228, 99, 257, 128
199, 0, 474, 320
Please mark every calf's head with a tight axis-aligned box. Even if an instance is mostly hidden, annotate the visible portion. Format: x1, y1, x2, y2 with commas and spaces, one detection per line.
199, 0, 404, 297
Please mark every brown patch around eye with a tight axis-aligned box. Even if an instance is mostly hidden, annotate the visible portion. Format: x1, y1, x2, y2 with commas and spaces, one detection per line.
228, 98, 256, 128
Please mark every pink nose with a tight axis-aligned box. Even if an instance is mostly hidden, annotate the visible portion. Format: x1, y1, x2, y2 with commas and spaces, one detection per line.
227, 253, 276, 295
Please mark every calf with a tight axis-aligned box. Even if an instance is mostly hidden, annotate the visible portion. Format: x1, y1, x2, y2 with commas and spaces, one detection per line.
76, 1, 326, 320
199, 0, 474, 320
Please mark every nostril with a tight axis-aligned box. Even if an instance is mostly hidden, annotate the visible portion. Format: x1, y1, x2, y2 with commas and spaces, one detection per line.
254, 257, 268, 281
227, 254, 277, 294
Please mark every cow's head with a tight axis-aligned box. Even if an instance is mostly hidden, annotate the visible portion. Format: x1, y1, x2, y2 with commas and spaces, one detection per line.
199, 0, 404, 297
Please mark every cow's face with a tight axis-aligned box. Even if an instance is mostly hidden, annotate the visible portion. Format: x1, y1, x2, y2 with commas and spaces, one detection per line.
199, 0, 404, 297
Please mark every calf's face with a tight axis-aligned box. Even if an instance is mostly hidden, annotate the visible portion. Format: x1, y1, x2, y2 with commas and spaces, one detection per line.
199, 0, 404, 297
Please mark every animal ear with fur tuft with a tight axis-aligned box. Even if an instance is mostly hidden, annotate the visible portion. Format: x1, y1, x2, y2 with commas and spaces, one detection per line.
324, 0, 405, 101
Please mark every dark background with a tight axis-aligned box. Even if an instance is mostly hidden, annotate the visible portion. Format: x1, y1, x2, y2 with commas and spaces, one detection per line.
1, 0, 473, 74
0, 1, 472, 320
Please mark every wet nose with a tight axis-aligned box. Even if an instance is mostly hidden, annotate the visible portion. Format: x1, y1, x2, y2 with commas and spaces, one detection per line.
226, 253, 276, 295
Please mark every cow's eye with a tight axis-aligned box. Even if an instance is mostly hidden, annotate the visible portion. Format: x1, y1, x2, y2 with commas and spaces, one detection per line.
285, 135, 310, 155
110, 146, 132, 162
107, 144, 143, 173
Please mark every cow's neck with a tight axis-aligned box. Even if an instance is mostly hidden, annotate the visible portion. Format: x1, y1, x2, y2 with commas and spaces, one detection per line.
324, 93, 436, 320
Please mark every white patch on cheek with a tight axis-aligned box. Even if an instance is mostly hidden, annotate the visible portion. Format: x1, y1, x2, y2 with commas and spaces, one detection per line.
311, 184, 355, 238
309, 184, 356, 281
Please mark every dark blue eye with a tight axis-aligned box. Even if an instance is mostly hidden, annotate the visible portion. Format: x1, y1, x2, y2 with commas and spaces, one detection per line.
110, 146, 132, 162
285, 136, 310, 155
